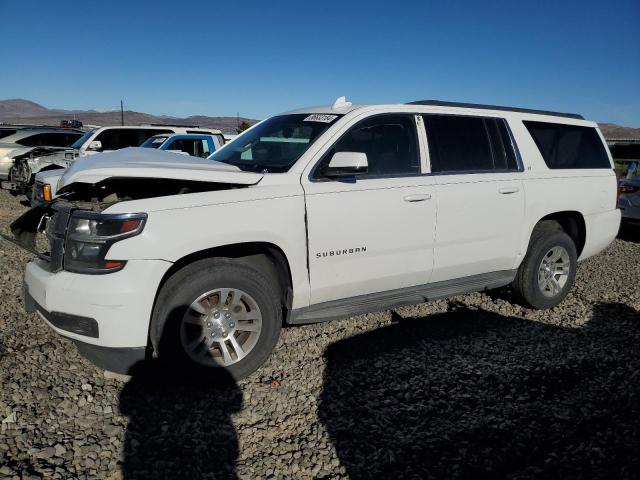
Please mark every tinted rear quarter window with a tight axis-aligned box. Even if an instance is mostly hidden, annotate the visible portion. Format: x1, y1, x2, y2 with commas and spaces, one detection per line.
523, 121, 610, 169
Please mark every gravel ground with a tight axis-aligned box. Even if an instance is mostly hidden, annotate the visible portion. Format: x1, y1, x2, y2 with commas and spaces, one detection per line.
0, 188, 639, 479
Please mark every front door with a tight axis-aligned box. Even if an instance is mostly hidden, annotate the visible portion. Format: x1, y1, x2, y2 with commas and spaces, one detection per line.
302, 114, 437, 304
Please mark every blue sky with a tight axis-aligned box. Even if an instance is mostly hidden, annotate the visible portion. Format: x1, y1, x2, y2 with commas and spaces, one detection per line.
2, 0, 638, 125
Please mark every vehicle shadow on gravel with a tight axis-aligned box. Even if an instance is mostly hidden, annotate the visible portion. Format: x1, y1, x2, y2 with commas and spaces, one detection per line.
319, 301, 640, 480
618, 224, 640, 243
119, 362, 241, 479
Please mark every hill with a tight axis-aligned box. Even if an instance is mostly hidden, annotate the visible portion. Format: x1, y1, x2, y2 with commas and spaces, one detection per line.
598, 123, 640, 139
0, 99, 257, 134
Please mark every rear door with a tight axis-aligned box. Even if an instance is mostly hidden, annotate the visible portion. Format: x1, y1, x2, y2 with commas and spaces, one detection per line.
303, 114, 437, 304
422, 114, 525, 282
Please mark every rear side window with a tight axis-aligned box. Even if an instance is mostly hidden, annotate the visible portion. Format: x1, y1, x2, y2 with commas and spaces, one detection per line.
15, 133, 46, 147
423, 115, 518, 173
40, 132, 83, 147
523, 121, 610, 169
14, 132, 81, 147
95, 129, 173, 150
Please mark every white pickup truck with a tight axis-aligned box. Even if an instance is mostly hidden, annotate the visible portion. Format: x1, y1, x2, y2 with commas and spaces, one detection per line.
6, 98, 620, 380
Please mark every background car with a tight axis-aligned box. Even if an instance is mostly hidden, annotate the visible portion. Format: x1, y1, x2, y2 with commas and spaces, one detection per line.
4, 126, 225, 201
31, 133, 225, 205
0, 127, 83, 180
140, 133, 223, 158
618, 175, 640, 225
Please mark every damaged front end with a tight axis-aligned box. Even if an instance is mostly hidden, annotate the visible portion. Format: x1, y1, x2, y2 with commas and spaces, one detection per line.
3, 199, 142, 274
3, 176, 249, 272
2, 203, 64, 267
3, 147, 77, 196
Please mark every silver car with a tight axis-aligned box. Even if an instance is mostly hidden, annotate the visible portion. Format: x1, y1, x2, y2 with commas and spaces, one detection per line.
0, 127, 83, 180
618, 175, 640, 225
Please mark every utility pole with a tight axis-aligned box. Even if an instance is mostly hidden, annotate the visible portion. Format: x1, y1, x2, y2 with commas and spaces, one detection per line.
236, 112, 240, 133
120, 99, 124, 126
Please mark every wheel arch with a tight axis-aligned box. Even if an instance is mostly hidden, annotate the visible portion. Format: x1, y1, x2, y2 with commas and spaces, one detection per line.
148, 242, 294, 351
530, 210, 586, 257
158, 241, 292, 304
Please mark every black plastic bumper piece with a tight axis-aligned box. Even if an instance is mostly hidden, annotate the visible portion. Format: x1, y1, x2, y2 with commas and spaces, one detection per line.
73, 341, 148, 375
24, 286, 99, 338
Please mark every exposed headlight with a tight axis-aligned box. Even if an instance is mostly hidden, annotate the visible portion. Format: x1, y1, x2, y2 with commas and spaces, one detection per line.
64, 211, 147, 274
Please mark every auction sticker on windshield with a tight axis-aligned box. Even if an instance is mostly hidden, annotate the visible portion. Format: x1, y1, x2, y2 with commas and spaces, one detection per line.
304, 114, 338, 123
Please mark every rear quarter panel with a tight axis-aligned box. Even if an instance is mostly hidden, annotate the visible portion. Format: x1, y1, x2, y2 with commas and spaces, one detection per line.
508, 117, 619, 265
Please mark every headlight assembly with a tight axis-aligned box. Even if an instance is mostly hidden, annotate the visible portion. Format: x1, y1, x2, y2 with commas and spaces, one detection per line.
64, 211, 147, 274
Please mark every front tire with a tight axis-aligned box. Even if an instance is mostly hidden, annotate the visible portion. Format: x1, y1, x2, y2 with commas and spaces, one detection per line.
512, 222, 577, 309
151, 258, 282, 381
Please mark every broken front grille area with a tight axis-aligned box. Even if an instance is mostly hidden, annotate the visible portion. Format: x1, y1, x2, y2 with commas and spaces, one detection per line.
3, 203, 72, 273
44, 205, 71, 272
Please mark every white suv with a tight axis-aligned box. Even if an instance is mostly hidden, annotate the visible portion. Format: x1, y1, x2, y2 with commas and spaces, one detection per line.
8, 98, 620, 380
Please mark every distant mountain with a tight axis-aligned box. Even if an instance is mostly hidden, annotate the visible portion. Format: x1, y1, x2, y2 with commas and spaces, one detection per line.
598, 123, 640, 140
0, 99, 53, 117
0, 99, 257, 134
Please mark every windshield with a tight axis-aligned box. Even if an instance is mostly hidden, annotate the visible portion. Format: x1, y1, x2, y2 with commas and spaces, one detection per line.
141, 135, 169, 149
209, 114, 341, 172
70, 129, 96, 149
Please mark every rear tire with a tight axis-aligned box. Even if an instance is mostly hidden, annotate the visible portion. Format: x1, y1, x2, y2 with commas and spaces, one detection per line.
512, 222, 577, 309
151, 258, 282, 381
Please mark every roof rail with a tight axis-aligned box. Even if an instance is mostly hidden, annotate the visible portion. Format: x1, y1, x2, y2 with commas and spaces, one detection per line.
406, 100, 584, 120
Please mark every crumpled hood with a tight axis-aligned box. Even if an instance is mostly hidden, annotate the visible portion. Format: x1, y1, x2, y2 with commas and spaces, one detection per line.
58, 147, 263, 188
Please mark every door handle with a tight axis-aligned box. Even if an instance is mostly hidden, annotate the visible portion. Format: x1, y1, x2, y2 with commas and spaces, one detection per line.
498, 187, 520, 194
403, 193, 432, 202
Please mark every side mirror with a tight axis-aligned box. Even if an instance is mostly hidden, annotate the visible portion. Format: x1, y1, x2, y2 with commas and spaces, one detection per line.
325, 151, 368, 177
87, 140, 102, 151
